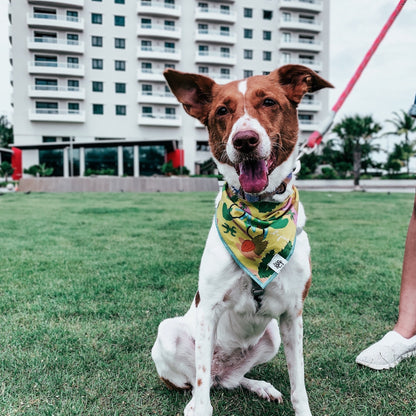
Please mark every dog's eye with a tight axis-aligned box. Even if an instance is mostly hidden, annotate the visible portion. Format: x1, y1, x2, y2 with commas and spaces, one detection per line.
263, 98, 277, 107
216, 106, 228, 116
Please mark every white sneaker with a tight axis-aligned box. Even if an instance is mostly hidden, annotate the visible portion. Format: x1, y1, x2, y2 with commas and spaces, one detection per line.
356, 331, 416, 370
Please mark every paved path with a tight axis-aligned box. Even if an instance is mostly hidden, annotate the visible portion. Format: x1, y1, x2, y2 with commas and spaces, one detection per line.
296, 179, 416, 193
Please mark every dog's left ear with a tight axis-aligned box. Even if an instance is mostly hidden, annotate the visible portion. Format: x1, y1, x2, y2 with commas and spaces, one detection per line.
275, 64, 334, 105
164, 69, 216, 125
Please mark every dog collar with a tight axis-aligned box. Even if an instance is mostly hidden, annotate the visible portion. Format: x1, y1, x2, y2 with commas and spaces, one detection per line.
215, 184, 299, 290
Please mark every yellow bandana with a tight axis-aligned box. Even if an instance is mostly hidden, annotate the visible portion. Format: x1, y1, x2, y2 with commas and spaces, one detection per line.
216, 185, 299, 289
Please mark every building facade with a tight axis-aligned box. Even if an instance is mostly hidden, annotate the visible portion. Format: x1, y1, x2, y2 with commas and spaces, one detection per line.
9, 0, 330, 177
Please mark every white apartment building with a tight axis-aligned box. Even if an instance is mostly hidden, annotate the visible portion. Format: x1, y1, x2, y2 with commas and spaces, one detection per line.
9, 0, 330, 177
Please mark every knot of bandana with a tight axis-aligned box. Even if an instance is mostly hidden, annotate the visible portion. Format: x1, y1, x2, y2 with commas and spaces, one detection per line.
215, 184, 299, 289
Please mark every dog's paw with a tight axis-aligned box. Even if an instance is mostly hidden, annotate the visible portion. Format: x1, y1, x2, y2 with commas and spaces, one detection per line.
184, 398, 213, 416
241, 378, 283, 403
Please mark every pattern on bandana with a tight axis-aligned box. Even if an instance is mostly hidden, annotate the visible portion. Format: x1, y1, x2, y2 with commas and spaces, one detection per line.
215, 185, 299, 289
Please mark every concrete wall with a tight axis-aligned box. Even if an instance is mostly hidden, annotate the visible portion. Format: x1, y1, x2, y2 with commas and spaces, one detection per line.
18, 176, 219, 193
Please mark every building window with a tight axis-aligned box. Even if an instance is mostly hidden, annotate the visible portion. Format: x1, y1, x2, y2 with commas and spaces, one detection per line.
165, 20, 175, 30
67, 33, 79, 44
115, 0, 125, 3
91, 13, 102, 24
68, 79, 79, 90
244, 29, 253, 39
91, 36, 103, 47
299, 54, 314, 65
165, 63, 175, 70
300, 15, 315, 24
92, 58, 103, 69
199, 45, 208, 56
35, 78, 57, 90
116, 105, 126, 116
141, 40, 152, 51
220, 68, 230, 79
68, 102, 79, 113
263, 51, 272, 61
115, 83, 126, 93
282, 52, 291, 63
142, 106, 153, 117
263, 10, 273, 20
114, 38, 125, 49
115, 60, 126, 71
114, 15, 125, 26
243, 70, 253, 78
67, 11, 78, 20
220, 47, 230, 57
67, 57, 79, 67
220, 5, 230, 14
283, 12, 291, 22
93, 104, 104, 115
165, 107, 176, 118
198, 66, 209, 74
92, 81, 103, 92
244, 8, 252, 18
263, 30, 271, 41
141, 84, 152, 95
244, 49, 253, 60
36, 101, 58, 113
141, 62, 152, 73
165, 42, 175, 52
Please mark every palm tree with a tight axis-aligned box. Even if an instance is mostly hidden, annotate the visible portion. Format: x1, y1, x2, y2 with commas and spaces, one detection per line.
386, 110, 416, 174
332, 115, 382, 188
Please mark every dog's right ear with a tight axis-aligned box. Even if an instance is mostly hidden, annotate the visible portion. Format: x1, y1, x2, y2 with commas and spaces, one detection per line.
164, 69, 215, 125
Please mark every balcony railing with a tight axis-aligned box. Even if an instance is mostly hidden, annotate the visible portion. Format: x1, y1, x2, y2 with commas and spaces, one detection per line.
280, 38, 322, 52
195, 7, 237, 23
29, 61, 85, 76
27, 0, 84, 8
29, 85, 85, 99
195, 29, 236, 44
280, 0, 323, 11
137, 23, 181, 39
28, 37, 84, 53
138, 91, 178, 104
280, 18, 322, 32
138, 114, 182, 126
28, 12, 84, 30
139, 46, 181, 61
137, 0, 181, 17
29, 108, 85, 122
195, 51, 236, 65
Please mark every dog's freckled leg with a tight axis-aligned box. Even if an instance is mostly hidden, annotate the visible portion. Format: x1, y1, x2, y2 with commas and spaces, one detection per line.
280, 314, 312, 416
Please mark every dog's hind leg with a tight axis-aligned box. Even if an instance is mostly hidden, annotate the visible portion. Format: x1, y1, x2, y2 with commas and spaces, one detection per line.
152, 317, 195, 392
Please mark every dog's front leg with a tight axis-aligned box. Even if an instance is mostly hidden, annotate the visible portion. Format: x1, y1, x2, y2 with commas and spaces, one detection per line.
184, 302, 221, 416
184, 223, 235, 416
280, 312, 312, 416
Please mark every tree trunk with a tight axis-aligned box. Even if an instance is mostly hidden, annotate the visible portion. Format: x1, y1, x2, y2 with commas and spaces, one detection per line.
353, 146, 361, 189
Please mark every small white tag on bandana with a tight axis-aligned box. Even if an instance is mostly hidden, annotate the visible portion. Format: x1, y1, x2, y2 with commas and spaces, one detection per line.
268, 253, 288, 275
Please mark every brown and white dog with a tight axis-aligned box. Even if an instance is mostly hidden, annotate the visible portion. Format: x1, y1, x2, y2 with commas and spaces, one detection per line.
152, 65, 333, 416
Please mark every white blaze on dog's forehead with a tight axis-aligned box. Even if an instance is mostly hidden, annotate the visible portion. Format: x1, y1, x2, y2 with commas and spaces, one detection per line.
238, 80, 247, 96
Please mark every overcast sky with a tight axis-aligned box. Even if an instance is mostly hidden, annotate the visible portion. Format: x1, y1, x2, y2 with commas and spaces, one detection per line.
0, 0, 415, 128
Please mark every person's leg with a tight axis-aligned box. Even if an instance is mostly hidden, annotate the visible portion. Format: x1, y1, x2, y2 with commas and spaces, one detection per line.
394, 194, 416, 338
356, 194, 416, 370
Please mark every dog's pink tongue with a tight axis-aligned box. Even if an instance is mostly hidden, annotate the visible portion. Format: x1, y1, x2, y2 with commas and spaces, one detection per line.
239, 160, 268, 194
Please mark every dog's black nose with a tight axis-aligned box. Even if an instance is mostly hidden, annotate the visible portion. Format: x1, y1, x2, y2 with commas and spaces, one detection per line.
232, 130, 260, 153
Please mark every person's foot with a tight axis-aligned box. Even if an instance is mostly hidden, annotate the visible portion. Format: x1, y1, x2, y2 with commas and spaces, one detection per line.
356, 330, 416, 370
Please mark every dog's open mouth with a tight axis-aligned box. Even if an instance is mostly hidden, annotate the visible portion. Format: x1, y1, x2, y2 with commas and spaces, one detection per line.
238, 158, 274, 194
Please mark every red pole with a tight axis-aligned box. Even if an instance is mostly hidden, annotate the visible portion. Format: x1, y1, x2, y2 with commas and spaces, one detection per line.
306, 0, 408, 148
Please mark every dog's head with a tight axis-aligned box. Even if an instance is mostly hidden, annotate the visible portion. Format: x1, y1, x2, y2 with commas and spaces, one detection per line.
164, 65, 333, 196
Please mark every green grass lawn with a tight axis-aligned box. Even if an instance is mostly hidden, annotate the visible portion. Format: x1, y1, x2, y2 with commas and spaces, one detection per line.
0, 190, 415, 416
